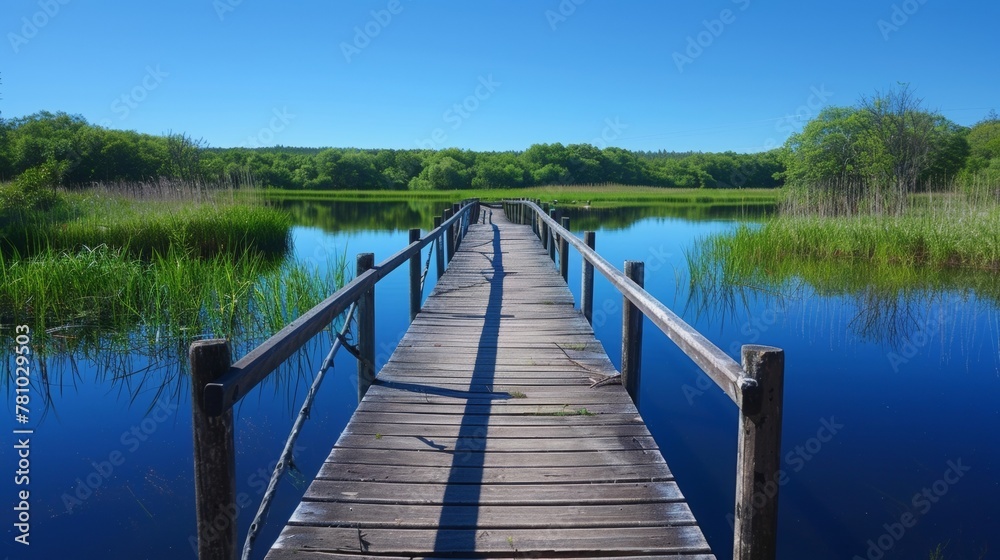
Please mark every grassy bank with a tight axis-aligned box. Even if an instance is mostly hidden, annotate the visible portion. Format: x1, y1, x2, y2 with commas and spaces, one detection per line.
0, 245, 342, 339
2, 189, 290, 259
702, 208, 1000, 272
687, 186, 1000, 315
0, 182, 334, 342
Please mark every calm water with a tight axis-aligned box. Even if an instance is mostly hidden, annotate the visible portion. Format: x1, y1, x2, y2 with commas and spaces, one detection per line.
3, 200, 997, 560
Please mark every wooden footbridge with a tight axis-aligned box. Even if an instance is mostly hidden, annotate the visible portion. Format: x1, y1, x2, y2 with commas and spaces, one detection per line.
189, 200, 786, 560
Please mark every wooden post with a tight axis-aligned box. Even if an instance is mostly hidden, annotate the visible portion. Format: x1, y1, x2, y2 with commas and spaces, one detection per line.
541, 204, 550, 248
734, 345, 785, 560
190, 339, 237, 560
443, 208, 454, 263
559, 216, 570, 282
408, 228, 421, 323
356, 253, 376, 402
451, 203, 461, 250
582, 231, 595, 324
548, 209, 557, 263
433, 216, 444, 279
621, 261, 644, 404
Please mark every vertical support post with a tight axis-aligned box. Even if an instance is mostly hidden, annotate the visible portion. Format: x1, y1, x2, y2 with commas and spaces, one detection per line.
621, 261, 644, 405
734, 346, 785, 560
541, 203, 550, 251
190, 339, 237, 560
548, 209, 557, 262
356, 253, 376, 402
443, 209, 454, 263
582, 231, 595, 324
559, 216, 570, 282
451, 203, 462, 251
408, 228, 421, 323
434, 216, 444, 279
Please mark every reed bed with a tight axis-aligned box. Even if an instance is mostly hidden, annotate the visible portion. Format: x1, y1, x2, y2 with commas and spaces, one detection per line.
0, 179, 340, 343
0, 244, 345, 341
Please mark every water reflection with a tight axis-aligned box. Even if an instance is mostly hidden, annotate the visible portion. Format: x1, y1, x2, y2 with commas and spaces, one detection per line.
272, 198, 453, 232
684, 247, 1000, 351
272, 198, 774, 233
2, 320, 344, 420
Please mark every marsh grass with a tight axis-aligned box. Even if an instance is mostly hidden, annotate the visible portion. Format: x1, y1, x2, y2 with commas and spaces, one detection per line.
0, 180, 336, 343
0, 244, 346, 342
2, 185, 289, 259
699, 205, 1000, 273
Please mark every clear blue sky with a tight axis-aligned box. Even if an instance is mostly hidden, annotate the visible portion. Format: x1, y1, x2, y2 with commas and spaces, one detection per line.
4, 0, 997, 152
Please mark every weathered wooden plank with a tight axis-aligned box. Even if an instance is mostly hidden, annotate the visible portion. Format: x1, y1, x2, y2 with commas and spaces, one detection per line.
344, 411, 644, 426
267, 553, 716, 560
288, 501, 698, 529
341, 422, 653, 439
315, 462, 676, 485
335, 434, 659, 453
304, 480, 684, 505
269, 526, 712, 556
320, 447, 668, 469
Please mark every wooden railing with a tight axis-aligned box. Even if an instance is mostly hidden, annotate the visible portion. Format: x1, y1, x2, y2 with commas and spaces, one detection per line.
503, 199, 785, 560
188, 200, 479, 560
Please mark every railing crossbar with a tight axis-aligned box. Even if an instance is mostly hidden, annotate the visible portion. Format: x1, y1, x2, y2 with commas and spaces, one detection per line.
203, 202, 476, 417
514, 200, 749, 406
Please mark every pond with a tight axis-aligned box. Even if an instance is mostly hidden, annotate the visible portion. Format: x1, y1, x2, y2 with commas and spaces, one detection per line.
4, 199, 997, 559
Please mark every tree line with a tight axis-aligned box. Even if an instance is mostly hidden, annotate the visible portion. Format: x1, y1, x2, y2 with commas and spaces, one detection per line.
2, 88, 995, 201
0, 112, 783, 191
781, 85, 998, 214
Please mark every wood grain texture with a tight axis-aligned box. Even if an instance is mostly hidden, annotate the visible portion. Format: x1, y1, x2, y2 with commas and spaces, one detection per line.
265, 212, 714, 559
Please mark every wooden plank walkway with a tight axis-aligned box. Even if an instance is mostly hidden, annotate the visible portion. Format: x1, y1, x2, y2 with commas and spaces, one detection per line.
265, 211, 715, 559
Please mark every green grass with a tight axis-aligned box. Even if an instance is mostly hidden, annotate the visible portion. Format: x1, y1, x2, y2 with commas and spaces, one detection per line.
2, 191, 291, 259
0, 244, 344, 343
700, 208, 1000, 272
530, 405, 596, 416
0, 184, 337, 345
686, 189, 1000, 325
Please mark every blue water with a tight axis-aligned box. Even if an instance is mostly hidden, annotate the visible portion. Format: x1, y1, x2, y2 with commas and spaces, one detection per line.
3, 204, 998, 559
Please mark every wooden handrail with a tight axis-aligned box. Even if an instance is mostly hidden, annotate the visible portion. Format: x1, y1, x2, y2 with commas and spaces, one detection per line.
202, 201, 477, 417
512, 199, 753, 407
